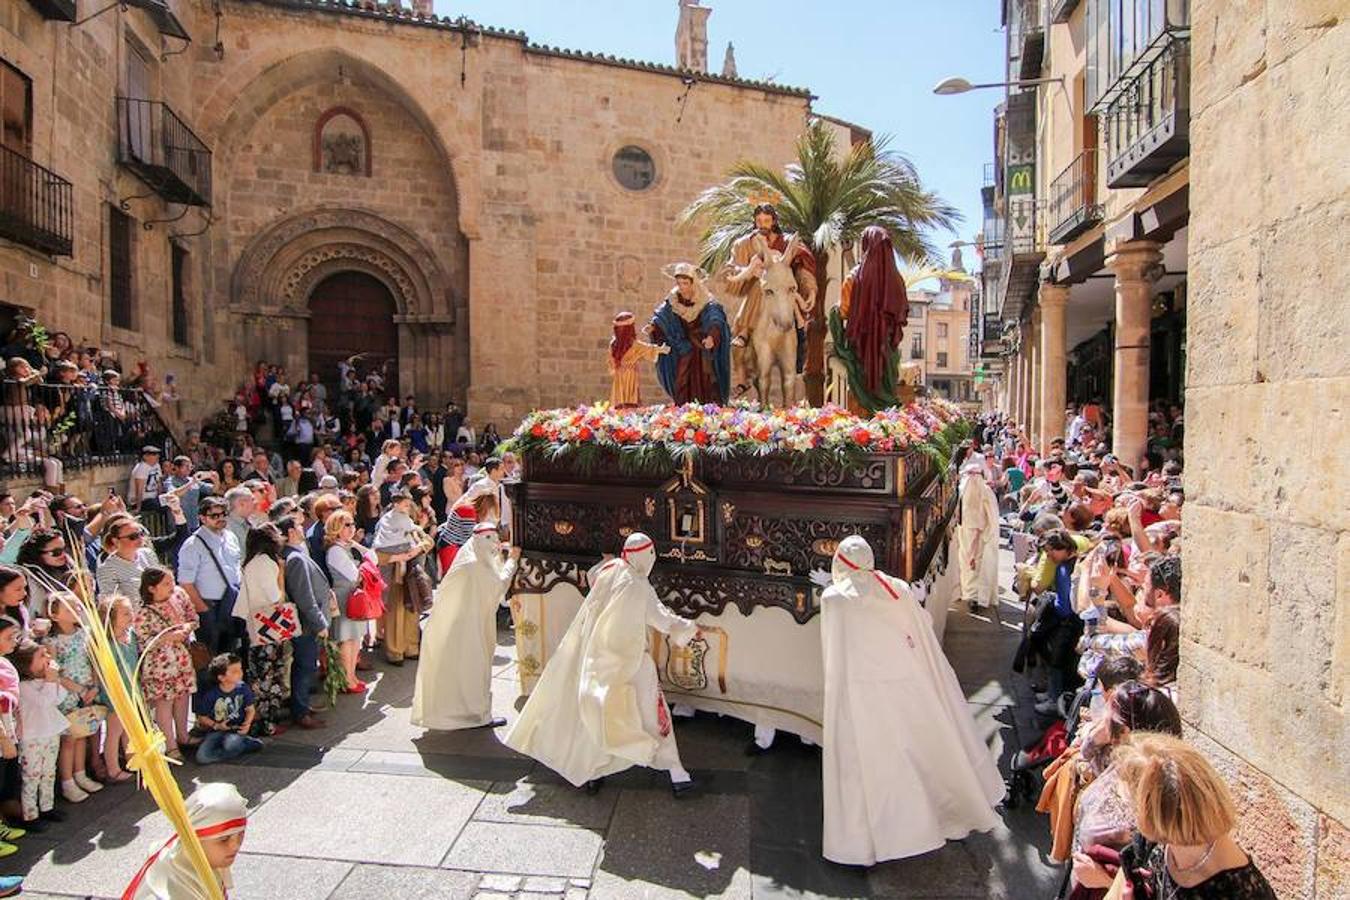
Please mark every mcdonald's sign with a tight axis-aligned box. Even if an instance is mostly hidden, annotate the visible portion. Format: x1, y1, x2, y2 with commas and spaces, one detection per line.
1007, 163, 1034, 196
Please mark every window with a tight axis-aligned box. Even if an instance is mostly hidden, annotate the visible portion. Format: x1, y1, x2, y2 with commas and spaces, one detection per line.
910, 335, 924, 360
0, 61, 31, 155
109, 206, 135, 330
171, 243, 189, 346
612, 145, 656, 191
936, 322, 948, 338
936, 352, 949, 368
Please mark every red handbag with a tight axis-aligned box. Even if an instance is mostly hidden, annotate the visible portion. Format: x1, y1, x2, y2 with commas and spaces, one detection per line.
346, 559, 387, 621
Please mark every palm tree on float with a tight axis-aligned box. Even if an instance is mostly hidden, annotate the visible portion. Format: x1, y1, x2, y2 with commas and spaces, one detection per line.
678, 119, 960, 406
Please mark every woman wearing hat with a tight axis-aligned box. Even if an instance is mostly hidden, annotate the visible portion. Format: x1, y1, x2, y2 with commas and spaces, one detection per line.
607, 312, 669, 408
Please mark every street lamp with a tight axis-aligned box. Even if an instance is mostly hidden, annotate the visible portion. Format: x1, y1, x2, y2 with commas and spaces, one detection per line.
932, 75, 1064, 95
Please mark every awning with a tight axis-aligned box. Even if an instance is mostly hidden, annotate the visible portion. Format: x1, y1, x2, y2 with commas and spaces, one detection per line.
124, 0, 191, 42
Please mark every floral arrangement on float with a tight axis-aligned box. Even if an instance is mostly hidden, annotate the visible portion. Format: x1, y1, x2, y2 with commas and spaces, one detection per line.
505, 398, 974, 474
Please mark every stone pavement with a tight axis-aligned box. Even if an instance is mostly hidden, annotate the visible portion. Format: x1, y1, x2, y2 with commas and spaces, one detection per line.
7, 544, 1059, 899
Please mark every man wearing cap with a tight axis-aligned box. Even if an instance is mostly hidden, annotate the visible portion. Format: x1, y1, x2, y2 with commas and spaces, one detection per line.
412, 521, 519, 730
128, 445, 164, 512
608, 311, 669, 408
505, 532, 701, 796
648, 264, 731, 405
956, 456, 1001, 614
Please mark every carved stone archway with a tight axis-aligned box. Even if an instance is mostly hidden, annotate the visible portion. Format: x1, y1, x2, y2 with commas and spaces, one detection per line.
231, 207, 459, 402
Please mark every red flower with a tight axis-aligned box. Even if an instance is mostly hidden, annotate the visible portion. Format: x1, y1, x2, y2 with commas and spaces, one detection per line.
531, 424, 546, 438
694, 430, 709, 446
851, 427, 872, 445
674, 427, 687, 442
753, 426, 771, 442
578, 426, 593, 441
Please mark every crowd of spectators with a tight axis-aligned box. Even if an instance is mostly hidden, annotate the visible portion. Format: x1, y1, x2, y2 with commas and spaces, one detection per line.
970, 411, 1274, 898
0, 360, 522, 881
1, 317, 176, 490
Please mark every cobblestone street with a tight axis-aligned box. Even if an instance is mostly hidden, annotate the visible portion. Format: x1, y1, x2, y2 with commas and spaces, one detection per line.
7, 547, 1057, 900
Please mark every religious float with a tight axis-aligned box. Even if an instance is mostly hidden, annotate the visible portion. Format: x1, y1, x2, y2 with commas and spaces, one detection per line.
505, 399, 974, 744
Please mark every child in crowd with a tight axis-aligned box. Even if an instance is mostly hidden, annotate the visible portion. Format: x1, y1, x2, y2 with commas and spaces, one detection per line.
12, 642, 68, 828
134, 567, 198, 761
98, 595, 138, 782
192, 654, 262, 765
0, 617, 25, 852
41, 593, 103, 802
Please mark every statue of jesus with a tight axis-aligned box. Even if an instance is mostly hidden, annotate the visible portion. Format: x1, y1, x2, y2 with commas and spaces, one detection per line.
648, 263, 731, 405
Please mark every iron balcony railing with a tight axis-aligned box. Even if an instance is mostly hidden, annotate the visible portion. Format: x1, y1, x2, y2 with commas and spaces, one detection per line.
116, 97, 212, 207
1, 380, 178, 480
1048, 150, 1103, 244
0, 144, 74, 257
1103, 31, 1190, 187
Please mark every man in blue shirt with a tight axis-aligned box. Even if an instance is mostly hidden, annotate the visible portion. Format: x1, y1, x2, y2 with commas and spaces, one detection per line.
164, 455, 216, 532
177, 496, 243, 655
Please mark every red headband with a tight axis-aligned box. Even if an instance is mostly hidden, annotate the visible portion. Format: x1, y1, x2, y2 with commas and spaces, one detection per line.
622, 540, 654, 557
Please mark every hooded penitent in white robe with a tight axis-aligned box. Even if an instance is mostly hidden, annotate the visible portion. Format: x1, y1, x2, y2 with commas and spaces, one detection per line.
821, 536, 1004, 866
123, 782, 248, 900
411, 522, 517, 730
504, 532, 698, 786
956, 461, 1001, 608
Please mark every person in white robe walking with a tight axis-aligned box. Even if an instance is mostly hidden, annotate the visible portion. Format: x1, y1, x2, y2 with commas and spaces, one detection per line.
821, 536, 1004, 866
504, 532, 700, 796
411, 521, 519, 730
122, 782, 249, 899
957, 456, 1001, 613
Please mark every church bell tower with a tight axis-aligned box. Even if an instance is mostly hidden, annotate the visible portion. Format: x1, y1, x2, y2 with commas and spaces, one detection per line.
675, 0, 711, 73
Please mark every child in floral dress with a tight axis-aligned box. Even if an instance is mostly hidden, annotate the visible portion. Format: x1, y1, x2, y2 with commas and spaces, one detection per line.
98, 595, 138, 781
40, 594, 104, 802
134, 568, 198, 761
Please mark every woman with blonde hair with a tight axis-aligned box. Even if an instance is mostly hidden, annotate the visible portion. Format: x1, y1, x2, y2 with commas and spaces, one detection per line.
1078, 733, 1276, 898
324, 510, 378, 693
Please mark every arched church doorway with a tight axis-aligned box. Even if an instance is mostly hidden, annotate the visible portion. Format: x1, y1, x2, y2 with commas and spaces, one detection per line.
307, 271, 398, 397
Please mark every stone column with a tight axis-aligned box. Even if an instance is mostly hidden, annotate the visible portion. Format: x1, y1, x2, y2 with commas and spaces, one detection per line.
1106, 240, 1163, 471
1028, 309, 1042, 449
1038, 283, 1071, 454
1016, 327, 1031, 428
1006, 353, 1020, 419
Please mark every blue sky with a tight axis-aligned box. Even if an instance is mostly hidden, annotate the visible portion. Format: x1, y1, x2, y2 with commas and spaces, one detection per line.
436, 0, 1007, 255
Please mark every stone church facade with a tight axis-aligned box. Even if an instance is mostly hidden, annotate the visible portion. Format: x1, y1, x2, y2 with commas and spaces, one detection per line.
0, 0, 847, 427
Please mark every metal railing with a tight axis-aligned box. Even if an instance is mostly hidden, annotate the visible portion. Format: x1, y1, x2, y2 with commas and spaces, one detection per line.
116, 97, 212, 207
1048, 150, 1102, 243
0, 144, 74, 256
1103, 32, 1190, 187
1004, 197, 1046, 256
1, 380, 178, 480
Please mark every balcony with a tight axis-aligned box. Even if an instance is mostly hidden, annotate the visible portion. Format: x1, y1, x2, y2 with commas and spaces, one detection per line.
1103, 32, 1189, 188
0, 144, 74, 257
1051, 0, 1083, 23
1048, 150, 1103, 244
1010, 0, 1046, 80
26, 0, 76, 20
997, 196, 1046, 321
116, 98, 212, 207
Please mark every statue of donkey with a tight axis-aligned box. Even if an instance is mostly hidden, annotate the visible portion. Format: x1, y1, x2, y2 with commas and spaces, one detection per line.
732, 233, 806, 408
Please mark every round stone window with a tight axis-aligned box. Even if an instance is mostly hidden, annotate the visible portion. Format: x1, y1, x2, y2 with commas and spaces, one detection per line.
612, 145, 657, 191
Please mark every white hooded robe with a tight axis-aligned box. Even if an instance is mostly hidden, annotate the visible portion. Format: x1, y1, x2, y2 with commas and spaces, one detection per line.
956, 466, 1001, 608
503, 535, 696, 786
411, 523, 517, 730
821, 536, 1004, 866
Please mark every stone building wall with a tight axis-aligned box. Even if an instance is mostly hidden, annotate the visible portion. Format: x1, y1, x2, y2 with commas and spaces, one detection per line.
1183, 3, 1348, 897
1, 0, 821, 437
